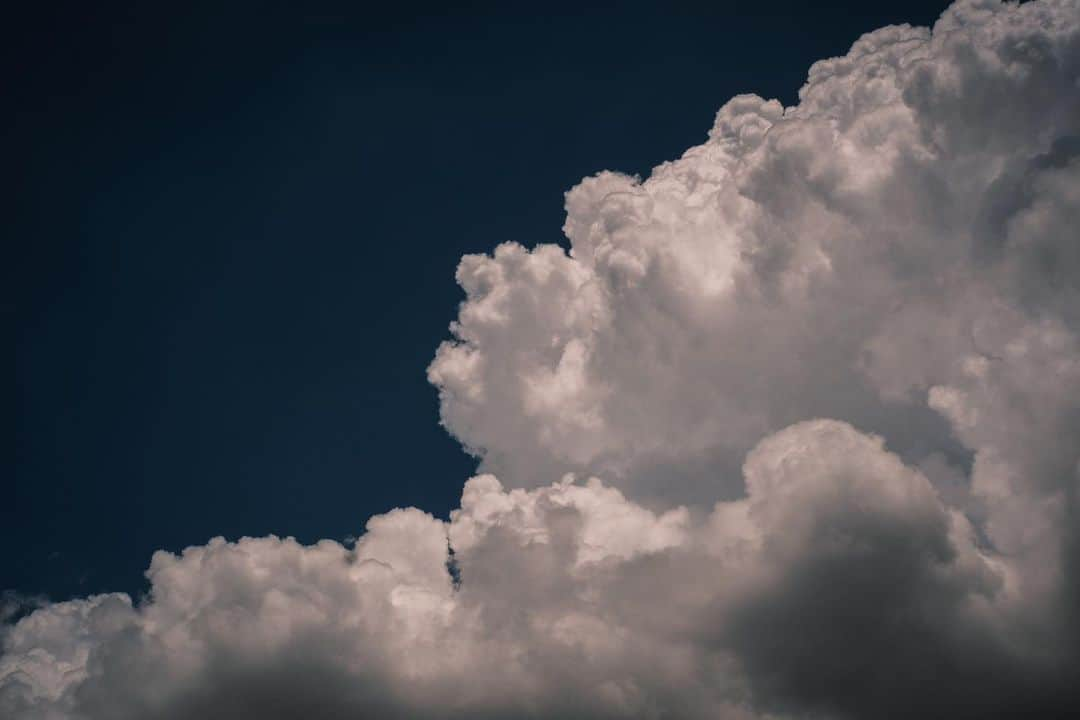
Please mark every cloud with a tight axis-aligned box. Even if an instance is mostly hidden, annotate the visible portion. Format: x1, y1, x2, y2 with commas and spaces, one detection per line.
5, 1, 1079, 717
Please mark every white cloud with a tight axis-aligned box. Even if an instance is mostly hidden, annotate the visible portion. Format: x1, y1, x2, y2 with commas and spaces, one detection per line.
5, 1, 1080, 717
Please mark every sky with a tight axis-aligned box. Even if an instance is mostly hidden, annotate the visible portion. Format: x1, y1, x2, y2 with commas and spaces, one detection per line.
5, 1, 1080, 719
9, 0, 953, 601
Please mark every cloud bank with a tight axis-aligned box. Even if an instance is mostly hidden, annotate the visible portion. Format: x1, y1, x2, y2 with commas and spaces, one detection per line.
4, 1, 1079, 717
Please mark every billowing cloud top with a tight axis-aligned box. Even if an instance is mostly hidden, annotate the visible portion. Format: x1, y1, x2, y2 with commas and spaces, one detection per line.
4, 1, 1079, 718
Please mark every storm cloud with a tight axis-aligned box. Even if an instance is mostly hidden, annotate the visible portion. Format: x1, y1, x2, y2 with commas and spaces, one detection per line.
4, 1, 1079, 717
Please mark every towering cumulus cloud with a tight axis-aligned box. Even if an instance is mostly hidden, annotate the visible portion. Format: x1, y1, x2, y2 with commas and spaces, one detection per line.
4, 1, 1078, 717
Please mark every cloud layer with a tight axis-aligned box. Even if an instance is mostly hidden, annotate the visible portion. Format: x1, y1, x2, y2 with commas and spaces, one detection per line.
5, 1, 1079, 717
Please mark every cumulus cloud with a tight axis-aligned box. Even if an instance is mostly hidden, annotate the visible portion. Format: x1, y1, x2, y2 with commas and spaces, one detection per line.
5, 1, 1079, 717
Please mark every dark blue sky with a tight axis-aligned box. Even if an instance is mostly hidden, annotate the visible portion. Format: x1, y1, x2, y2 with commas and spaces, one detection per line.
8, 0, 951, 601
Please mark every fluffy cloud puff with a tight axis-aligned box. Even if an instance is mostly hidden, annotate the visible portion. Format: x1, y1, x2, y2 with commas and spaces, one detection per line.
1, 421, 1046, 719
5, 1, 1079, 717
